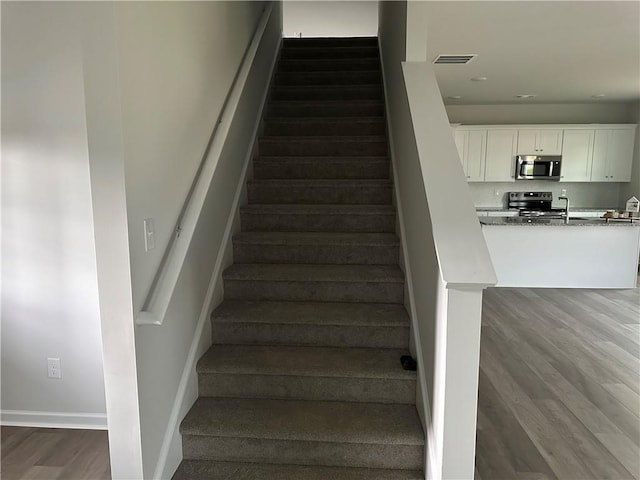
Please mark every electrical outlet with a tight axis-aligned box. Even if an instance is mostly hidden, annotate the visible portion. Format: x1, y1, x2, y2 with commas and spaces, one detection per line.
47, 358, 61, 379
561, 188, 567, 197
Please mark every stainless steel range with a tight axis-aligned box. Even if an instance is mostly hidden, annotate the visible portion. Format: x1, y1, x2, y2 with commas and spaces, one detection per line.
508, 191, 566, 218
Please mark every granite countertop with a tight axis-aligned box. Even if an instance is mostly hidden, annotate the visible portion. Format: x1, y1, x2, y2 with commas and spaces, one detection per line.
480, 216, 640, 227
476, 207, 614, 212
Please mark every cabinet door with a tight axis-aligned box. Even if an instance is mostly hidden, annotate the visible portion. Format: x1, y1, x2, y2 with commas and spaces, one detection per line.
485, 129, 517, 181
591, 129, 611, 181
466, 130, 487, 182
538, 129, 563, 155
560, 129, 593, 182
516, 130, 537, 154
607, 129, 635, 181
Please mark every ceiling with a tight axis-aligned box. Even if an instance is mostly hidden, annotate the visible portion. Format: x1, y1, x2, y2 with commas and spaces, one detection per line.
424, 1, 640, 105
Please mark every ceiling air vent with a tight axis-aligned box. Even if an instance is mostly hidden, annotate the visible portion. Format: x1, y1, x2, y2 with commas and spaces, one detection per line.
433, 54, 477, 65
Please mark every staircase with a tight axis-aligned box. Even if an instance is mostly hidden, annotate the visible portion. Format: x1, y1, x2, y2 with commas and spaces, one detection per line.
173, 37, 425, 480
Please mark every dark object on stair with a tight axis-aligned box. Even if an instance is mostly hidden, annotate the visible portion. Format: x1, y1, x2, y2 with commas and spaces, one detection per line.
173, 36, 425, 480
400, 355, 417, 372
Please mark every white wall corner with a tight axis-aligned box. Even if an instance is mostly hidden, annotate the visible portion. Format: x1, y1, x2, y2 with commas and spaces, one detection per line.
405, 1, 428, 62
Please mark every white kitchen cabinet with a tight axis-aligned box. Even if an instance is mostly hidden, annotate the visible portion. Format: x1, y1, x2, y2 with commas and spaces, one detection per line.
484, 129, 517, 182
560, 129, 594, 182
454, 129, 486, 182
517, 129, 563, 155
591, 128, 635, 182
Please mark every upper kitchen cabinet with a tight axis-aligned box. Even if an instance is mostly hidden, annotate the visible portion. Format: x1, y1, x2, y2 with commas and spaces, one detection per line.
560, 129, 594, 182
516, 129, 563, 155
591, 127, 636, 182
484, 129, 517, 182
454, 129, 486, 182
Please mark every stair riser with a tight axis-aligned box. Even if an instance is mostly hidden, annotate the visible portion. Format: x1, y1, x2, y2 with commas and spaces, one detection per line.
259, 140, 388, 157
275, 71, 381, 86
233, 243, 399, 265
210, 323, 409, 349
240, 212, 396, 233
198, 374, 415, 404
263, 121, 385, 137
223, 279, 403, 303
253, 160, 389, 179
182, 436, 423, 470
247, 184, 392, 205
283, 38, 378, 48
268, 103, 384, 118
272, 87, 382, 102
278, 59, 379, 72
281, 48, 379, 60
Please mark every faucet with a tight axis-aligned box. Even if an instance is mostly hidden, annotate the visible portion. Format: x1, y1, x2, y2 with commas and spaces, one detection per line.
559, 195, 570, 224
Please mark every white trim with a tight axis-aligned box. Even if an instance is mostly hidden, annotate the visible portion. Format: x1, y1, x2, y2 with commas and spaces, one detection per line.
379, 40, 435, 480
1, 410, 108, 430
136, 3, 274, 327
152, 20, 283, 480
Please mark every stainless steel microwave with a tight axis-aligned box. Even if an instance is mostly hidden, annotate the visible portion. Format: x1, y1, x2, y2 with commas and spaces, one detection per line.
515, 155, 562, 180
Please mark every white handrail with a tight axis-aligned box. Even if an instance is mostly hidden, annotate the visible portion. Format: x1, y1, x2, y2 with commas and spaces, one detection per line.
136, 3, 273, 326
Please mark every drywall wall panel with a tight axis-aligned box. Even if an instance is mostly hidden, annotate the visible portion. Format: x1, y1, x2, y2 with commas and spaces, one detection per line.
1, 2, 106, 424
446, 103, 630, 125
116, 1, 264, 314
620, 101, 640, 205
283, 1, 377, 38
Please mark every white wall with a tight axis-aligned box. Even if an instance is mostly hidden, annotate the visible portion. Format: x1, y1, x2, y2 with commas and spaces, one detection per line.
283, 1, 377, 37
117, 2, 281, 478
1, 2, 107, 429
446, 103, 630, 125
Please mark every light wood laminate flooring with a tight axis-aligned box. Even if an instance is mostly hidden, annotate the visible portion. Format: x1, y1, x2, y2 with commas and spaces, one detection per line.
1, 427, 110, 479
476, 285, 640, 480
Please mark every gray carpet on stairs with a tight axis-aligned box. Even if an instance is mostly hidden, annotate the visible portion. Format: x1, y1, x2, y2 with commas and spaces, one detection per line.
173, 36, 425, 479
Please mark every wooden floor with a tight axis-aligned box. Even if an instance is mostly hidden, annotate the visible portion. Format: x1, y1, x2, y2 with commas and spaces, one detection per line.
476, 284, 640, 480
1, 427, 110, 479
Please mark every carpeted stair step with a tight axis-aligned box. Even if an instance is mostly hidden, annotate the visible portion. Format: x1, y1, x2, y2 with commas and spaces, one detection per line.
247, 179, 392, 205
211, 300, 410, 348
278, 58, 380, 72
173, 460, 422, 480
275, 70, 382, 86
283, 37, 378, 48
253, 156, 389, 179
281, 46, 379, 60
268, 100, 384, 118
222, 264, 404, 303
233, 232, 399, 265
263, 118, 385, 137
259, 136, 387, 157
272, 85, 382, 101
180, 398, 424, 470
240, 204, 396, 233
196, 344, 416, 403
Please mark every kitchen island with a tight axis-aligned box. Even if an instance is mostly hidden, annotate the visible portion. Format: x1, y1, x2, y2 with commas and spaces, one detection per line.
480, 217, 640, 288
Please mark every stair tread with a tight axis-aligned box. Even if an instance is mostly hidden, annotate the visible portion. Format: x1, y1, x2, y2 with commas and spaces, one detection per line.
197, 345, 414, 379
255, 155, 388, 162
223, 264, 404, 283
173, 460, 422, 480
181, 397, 424, 445
233, 232, 398, 246
212, 300, 409, 327
274, 85, 381, 91
241, 204, 395, 215
269, 99, 384, 106
260, 135, 387, 142
248, 178, 391, 185
264, 117, 385, 123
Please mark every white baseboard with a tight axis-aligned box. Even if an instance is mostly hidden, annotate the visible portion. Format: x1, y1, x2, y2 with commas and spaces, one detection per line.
1, 410, 108, 430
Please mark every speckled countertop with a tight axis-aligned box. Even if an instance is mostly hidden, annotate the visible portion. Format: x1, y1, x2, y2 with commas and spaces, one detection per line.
480, 216, 640, 227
